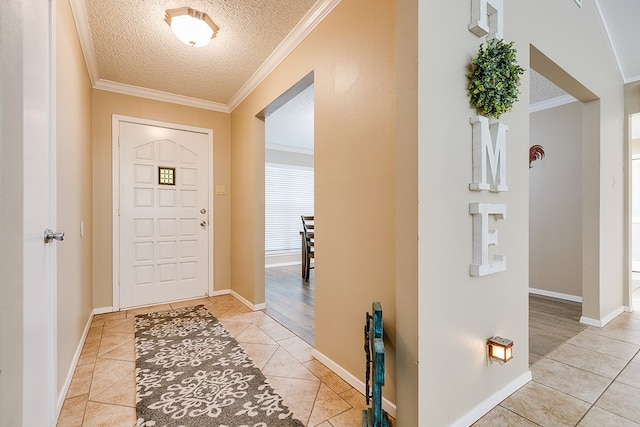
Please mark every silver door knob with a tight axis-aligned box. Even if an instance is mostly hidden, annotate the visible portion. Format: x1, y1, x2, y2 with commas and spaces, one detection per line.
200, 220, 207, 228
44, 229, 64, 243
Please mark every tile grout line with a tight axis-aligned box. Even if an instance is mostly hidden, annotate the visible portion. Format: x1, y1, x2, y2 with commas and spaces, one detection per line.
259, 309, 356, 427
496, 404, 543, 426
572, 347, 640, 426
65, 296, 371, 427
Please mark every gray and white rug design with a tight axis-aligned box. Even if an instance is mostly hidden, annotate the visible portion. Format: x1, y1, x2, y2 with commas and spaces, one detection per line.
135, 305, 304, 426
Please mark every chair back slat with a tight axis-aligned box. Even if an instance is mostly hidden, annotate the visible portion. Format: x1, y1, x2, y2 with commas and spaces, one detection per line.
301, 215, 315, 281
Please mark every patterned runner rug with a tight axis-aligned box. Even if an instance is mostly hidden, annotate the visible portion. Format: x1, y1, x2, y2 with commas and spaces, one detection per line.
135, 305, 304, 426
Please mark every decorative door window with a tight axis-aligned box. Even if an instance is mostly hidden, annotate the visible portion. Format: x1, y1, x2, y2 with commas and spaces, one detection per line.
159, 167, 176, 185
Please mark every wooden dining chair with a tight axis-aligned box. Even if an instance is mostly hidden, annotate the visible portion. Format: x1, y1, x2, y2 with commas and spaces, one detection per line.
301, 215, 314, 282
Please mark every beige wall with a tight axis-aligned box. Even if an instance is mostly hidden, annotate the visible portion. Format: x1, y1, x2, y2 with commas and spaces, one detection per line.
91, 91, 231, 308
56, 0, 94, 397
230, 0, 397, 402
530, 102, 583, 297
417, 0, 624, 424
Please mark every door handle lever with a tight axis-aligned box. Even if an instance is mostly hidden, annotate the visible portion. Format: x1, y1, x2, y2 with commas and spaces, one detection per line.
44, 229, 64, 243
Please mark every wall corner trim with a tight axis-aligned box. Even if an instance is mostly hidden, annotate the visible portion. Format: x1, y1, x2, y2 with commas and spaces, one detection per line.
228, 289, 266, 311
580, 306, 625, 327
312, 349, 397, 419
450, 370, 532, 427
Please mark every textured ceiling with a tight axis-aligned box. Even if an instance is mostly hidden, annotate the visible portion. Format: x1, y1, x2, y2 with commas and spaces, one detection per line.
74, 0, 637, 116
84, 0, 316, 104
530, 69, 570, 105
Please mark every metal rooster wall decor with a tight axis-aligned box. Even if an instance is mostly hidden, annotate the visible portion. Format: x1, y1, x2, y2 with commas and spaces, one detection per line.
529, 145, 545, 168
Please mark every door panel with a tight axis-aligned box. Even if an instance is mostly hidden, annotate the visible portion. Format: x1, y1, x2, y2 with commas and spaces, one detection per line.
119, 122, 209, 308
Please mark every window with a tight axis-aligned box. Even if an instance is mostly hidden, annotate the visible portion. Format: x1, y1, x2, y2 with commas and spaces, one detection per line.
265, 164, 314, 253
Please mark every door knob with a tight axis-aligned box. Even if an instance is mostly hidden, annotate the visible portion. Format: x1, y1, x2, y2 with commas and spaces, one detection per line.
200, 220, 207, 228
44, 229, 64, 243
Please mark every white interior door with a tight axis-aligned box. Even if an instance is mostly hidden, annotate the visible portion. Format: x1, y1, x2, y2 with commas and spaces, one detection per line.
118, 121, 210, 308
1, 0, 57, 423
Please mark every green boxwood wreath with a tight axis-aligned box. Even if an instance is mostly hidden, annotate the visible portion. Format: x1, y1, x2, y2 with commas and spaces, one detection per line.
467, 39, 525, 119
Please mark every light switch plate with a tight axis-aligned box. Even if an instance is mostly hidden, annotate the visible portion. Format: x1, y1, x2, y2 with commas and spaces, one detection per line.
215, 185, 226, 195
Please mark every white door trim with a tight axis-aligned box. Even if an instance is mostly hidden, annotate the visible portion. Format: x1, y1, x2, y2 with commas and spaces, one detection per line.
112, 115, 214, 311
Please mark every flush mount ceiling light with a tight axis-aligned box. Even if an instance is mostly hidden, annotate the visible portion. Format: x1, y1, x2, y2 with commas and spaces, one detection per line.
165, 7, 219, 47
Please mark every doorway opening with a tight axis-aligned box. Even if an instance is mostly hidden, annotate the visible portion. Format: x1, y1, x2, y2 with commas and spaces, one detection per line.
630, 113, 640, 302
261, 73, 315, 345
528, 46, 601, 364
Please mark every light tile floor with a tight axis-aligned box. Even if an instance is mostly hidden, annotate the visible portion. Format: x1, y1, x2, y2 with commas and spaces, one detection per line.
475, 289, 640, 426
56, 294, 396, 427
58, 290, 640, 426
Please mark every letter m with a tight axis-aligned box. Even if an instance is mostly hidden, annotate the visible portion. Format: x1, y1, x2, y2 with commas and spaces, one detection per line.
470, 115, 508, 192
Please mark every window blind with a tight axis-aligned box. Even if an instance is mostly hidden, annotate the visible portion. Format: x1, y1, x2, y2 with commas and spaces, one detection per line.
265, 164, 314, 253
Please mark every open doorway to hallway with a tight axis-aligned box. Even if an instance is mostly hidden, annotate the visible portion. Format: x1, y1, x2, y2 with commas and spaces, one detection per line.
631, 113, 640, 297
263, 75, 315, 345
528, 65, 590, 364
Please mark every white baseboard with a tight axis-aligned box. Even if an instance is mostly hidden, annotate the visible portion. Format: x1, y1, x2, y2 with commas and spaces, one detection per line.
55, 311, 95, 423
451, 371, 532, 427
312, 349, 397, 419
229, 289, 267, 311
580, 306, 625, 327
211, 289, 231, 296
529, 288, 582, 303
93, 306, 114, 314
624, 305, 634, 313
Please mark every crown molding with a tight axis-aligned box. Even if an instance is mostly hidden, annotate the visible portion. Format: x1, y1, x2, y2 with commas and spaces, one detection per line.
625, 74, 640, 84
529, 94, 577, 113
265, 142, 314, 156
227, 0, 341, 111
68, 0, 100, 85
594, 0, 626, 84
94, 79, 230, 113
68, 0, 339, 113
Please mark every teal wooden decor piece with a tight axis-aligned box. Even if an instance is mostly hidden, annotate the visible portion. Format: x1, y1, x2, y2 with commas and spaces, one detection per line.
362, 302, 390, 427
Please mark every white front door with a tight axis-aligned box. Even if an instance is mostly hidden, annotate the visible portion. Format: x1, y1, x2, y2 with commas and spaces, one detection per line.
118, 120, 211, 308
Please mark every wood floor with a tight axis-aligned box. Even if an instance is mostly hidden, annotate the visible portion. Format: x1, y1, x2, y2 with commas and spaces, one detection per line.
264, 264, 315, 345
264, 265, 589, 365
529, 294, 587, 365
